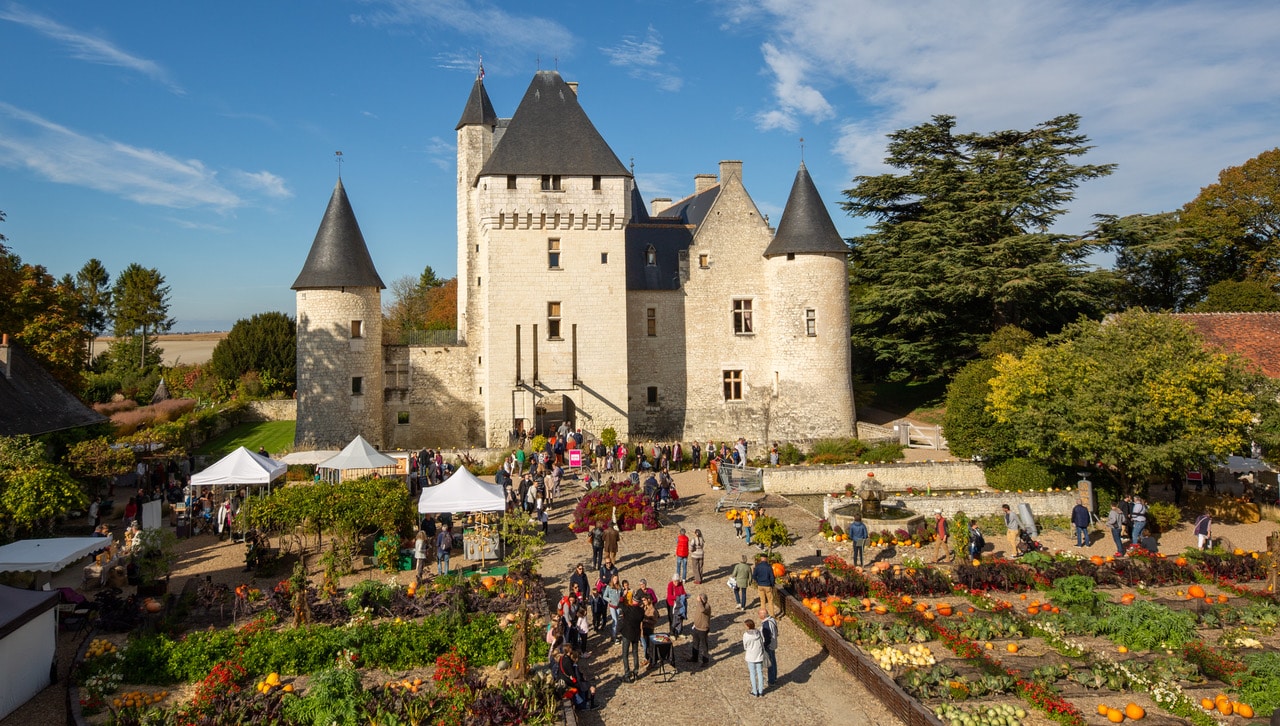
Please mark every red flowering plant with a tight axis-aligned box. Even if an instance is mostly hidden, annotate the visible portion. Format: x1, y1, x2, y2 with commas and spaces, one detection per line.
190, 660, 246, 713
1182, 640, 1245, 686
569, 481, 658, 532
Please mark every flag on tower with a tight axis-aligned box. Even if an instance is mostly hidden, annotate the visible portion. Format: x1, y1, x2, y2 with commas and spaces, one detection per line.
478, 55, 485, 81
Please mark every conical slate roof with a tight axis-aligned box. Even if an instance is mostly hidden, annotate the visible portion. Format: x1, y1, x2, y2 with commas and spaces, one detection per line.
479, 71, 630, 178
292, 179, 385, 290
763, 162, 848, 258
455, 78, 498, 130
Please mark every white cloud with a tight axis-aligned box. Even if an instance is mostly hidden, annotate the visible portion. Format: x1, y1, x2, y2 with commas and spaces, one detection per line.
0, 3, 183, 93
361, 110, 380, 120
353, 0, 574, 71
423, 136, 453, 170
0, 103, 284, 210
727, 0, 1280, 225
233, 170, 292, 199
601, 26, 683, 92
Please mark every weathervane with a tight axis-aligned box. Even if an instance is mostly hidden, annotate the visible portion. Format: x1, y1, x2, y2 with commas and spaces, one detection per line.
335, 150, 343, 178
800, 137, 805, 162
629, 156, 635, 175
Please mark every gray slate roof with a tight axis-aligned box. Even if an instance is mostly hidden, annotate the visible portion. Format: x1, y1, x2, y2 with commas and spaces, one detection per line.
478, 71, 630, 178
292, 179, 386, 291
0, 343, 106, 437
763, 162, 848, 258
625, 221, 694, 291
655, 185, 721, 230
455, 79, 498, 130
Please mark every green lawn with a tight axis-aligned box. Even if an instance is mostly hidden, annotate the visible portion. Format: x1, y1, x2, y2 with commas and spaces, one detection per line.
867, 379, 949, 424
197, 420, 296, 457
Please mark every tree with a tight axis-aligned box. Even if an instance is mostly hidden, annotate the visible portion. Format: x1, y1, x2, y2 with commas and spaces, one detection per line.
76, 258, 113, 363
1191, 279, 1280, 312
0, 242, 90, 388
0, 435, 88, 536
1090, 212, 1204, 311
383, 266, 455, 343
111, 263, 173, 371
209, 312, 297, 394
66, 436, 135, 491
1181, 148, 1280, 284
843, 114, 1114, 380
941, 327, 1032, 462
988, 310, 1278, 492
500, 510, 545, 680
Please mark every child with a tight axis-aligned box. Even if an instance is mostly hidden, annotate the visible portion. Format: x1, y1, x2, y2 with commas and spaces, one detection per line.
734, 511, 744, 539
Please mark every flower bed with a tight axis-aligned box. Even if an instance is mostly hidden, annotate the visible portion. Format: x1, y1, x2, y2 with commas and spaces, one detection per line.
568, 480, 659, 532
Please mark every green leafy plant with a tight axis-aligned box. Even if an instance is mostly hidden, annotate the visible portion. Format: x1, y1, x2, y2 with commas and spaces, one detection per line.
1045, 575, 1109, 615
1147, 501, 1181, 533
1234, 652, 1280, 717
985, 457, 1055, 491
949, 511, 971, 562
599, 427, 617, 449
1099, 600, 1197, 650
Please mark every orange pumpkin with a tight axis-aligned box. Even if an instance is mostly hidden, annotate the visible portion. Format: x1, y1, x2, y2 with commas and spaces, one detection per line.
1005, 643, 1019, 653
1200, 698, 1214, 710
1098, 704, 1110, 716
936, 604, 953, 617
1204, 597, 1215, 604
900, 595, 914, 606
1236, 703, 1254, 718
1217, 701, 1233, 716
1188, 584, 1206, 599
481, 576, 497, 589
915, 602, 929, 612
1124, 703, 1145, 720
1027, 605, 1040, 615
821, 603, 838, 617
771, 562, 786, 578
1120, 593, 1136, 605
1106, 707, 1125, 723
1174, 557, 1188, 566
861, 597, 873, 611
1090, 555, 1105, 566
1216, 594, 1228, 604
873, 605, 888, 614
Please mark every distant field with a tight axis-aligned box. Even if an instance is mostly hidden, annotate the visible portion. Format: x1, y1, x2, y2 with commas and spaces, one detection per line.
95, 332, 226, 366
197, 420, 296, 457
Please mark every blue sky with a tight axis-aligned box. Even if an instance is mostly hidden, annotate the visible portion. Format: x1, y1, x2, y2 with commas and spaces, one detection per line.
2, 1, 1278, 332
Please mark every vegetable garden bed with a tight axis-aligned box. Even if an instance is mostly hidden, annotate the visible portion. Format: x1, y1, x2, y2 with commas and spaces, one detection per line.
785, 547, 1277, 725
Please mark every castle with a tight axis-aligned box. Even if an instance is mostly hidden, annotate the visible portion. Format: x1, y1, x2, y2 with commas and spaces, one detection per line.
293, 71, 855, 450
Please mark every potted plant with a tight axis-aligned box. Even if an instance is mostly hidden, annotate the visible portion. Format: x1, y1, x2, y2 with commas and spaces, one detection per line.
132, 527, 178, 596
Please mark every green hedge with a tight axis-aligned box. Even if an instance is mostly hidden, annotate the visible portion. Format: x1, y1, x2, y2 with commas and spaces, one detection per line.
984, 457, 1054, 491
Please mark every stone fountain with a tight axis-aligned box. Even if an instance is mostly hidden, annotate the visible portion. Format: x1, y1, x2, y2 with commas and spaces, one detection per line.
824, 473, 924, 534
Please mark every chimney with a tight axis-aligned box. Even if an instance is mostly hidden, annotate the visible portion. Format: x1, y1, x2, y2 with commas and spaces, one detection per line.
566, 81, 579, 96
694, 174, 718, 193
0, 334, 11, 380
651, 197, 673, 215
719, 160, 743, 185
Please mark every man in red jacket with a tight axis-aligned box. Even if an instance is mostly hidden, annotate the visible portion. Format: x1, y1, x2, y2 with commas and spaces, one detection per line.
674, 528, 689, 581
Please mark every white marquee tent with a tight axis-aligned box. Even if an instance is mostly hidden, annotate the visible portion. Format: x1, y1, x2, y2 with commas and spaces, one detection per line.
317, 435, 400, 482
417, 467, 505, 514
0, 585, 58, 720
190, 446, 286, 489
0, 537, 110, 574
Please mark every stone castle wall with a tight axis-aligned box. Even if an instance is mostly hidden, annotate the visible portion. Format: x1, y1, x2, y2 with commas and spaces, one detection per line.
294, 288, 384, 449
243, 400, 297, 422
383, 344, 481, 449
626, 290, 688, 438
764, 461, 990, 494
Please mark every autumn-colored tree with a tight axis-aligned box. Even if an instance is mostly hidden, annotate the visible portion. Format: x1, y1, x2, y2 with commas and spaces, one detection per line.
1181, 148, 1280, 285
0, 226, 90, 388
988, 310, 1278, 492
422, 277, 457, 330
383, 266, 456, 343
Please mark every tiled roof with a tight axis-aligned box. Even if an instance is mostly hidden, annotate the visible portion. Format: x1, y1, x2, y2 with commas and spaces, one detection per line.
625, 221, 695, 291
1170, 312, 1280, 378
763, 162, 848, 258
478, 71, 630, 178
292, 179, 385, 291
0, 343, 106, 437
654, 185, 720, 231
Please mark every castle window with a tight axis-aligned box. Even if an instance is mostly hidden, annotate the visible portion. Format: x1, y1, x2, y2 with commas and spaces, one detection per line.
723, 370, 743, 401
385, 362, 410, 389
507, 175, 517, 189
647, 386, 658, 405
350, 320, 363, 339
351, 377, 363, 396
699, 253, 709, 269
592, 175, 602, 190
548, 239, 561, 269
601, 252, 608, 264
397, 411, 410, 425
477, 277, 482, 287
787, 253, 796, 261
540, 212, 546, 228
547, 302, 562, 340
733, 299, 754, 335
805, 308, 817, 336
540, 174, 561, 191
498, 212, 505, 228
553, 212, 561, 228
645, 245, 657, 266
646, 308, 656, 337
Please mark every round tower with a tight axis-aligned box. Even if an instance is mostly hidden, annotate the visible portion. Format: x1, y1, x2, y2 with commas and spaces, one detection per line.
763, 162, 855, 440
292, 178, 387, 449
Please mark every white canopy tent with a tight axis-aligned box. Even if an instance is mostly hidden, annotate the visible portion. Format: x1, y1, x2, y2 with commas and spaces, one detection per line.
0, 585, 58, 720
417, 467, 505, 514
190, 446, 286, 489
0, 537, 110, 574
316, 435, 400, 482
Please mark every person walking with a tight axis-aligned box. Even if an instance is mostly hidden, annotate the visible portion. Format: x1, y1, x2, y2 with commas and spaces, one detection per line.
413, 530, 429, 584
435, 522, 452, 575
604, 575, 623, 641
1194, 511, 1213, 550
967, 519, 986, 561
759, 607, 780, 685
589, 523, 605, 571
743, 507, 757, 546
674, 528, 690, 581
1130, 496, 1149, 550
731, 554, 753, 611
689, 528, 706, 584
847, 514, 869, 566
742, 619, 766, 697
1071, 500, 1091, 547
1002, 504, 1021, 557
752, 553, 777, 616
666, 574, 686, 631
1105, 502, 1126, 557
602, 521, 621, 564
931, 509, 952, 563
688, 592, 711, 665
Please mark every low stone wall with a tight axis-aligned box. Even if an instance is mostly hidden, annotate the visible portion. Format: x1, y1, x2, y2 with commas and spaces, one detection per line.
764, 461, 987, 494
822, 489, 1080, 521
243, 399, 297, 422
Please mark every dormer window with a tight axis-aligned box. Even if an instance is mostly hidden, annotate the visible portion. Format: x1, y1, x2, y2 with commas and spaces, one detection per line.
540, 174, 561, 191
645, 245, 657, 266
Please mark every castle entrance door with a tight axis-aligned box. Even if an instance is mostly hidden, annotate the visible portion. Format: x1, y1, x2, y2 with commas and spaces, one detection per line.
535, 394, 575, 437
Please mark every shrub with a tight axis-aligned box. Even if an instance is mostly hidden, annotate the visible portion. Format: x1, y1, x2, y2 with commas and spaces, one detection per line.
1147, 501, 1181, 533
778, 443, 804, 465
863, 442, 906, 462
569, 481, 658, 532
600, 427, 617, 449
985, 457, 1054, 491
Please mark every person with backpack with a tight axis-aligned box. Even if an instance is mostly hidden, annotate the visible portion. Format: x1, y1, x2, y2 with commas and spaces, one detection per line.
689, 528, 706, 584
552, 643, 597, 710
435, 521, 452, 575
1130, 496, 1149, 550
758, 607, 780, 685
1105, 502, 1126, 557
588, 524, 605, 570
967, 519, 986, 561
1194, 511, 1213, 550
